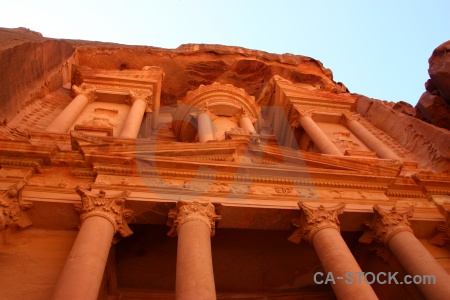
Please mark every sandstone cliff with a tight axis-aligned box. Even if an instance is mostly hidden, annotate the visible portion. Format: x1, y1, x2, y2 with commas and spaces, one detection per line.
0, 28, 74, 124
415, 40, 450, 130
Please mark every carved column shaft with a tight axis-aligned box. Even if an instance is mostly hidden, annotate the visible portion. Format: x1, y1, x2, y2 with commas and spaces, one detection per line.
167, 201, 221, 300
46, 94, 90, 133
298, 114, 343, 156
289, 202, 378, 300
239, 116, 256, 134
52, 188, 132, 300
120, 98, 147, 138
365, 205, 450, 299
51, 217, 115, 300
346, 117, 400, 160
197, 112, 215, 143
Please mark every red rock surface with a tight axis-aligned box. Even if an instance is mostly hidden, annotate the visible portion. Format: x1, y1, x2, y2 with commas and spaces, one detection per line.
0, 28, 74, 124
416, 92, 450, 130
429, 40, 450, 103
72, 43, 348, 107
415, 40, 450, 130
0, 28, 350, 124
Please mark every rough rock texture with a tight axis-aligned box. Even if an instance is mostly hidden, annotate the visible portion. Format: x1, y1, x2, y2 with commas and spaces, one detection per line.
429, 41, 450, 103
72, 43, 348, 107
416, 92, 450, 130
0, 28, 74, 124
415, 40, 450, 130
357, 96, 450, 172
392, 101, 417, 117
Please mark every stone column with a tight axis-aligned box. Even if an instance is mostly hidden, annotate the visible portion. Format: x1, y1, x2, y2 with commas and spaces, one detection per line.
364, 205, 450, 299
167, 201, 221, 300
120, 91, 150, 138
239, 114, 256, 134
51, 188, 133, 300
289, 202, 378, 300
46, 93, 92, 134
196, 112, 215, 143
345, 114, 401, 160
297, 110, 343, 156
0, 180, 32, 231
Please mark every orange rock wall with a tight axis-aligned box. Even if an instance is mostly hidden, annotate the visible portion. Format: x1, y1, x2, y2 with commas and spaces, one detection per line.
0, 28, 74, 123
0, 229, 76, 300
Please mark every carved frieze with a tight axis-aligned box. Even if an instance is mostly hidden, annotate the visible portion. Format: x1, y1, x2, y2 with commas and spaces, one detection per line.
359, 205, 414, 245
167, 201, 221, 237
0, 180, 32, 230
288, 202, 345, 243
75, 187, 133, 237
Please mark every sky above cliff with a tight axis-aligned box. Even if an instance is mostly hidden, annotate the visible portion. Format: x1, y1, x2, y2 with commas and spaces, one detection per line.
2, 0, 449, 105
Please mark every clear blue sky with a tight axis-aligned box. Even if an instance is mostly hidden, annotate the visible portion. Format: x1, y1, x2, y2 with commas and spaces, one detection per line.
2, 0, 449, 105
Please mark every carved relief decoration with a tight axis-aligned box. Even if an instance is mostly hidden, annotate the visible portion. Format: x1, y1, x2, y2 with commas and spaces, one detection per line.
288, 202, 345, 244
360, 205, 414, 245
167, 201, 222, 237
75, 187, 133, 237
72, 84, 97, 103
172, 83, 260, 142
0, 180, 32, 230
128, 89, 153, 112
429, 210, 450, 246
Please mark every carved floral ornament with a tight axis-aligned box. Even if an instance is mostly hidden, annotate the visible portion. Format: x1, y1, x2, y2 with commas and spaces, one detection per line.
127, 89, 153, 112
72, 84, 97, 103
167, 201, 222, 237
74, 187, 133, 238
288, 202, 345, 244
359, 205, 414, 245
0, 180, 32, 230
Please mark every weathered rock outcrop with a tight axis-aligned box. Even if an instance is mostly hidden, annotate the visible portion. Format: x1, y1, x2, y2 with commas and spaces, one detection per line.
415, 40, 450, 130
0, 28, 74, 124
72, 43, 348, 107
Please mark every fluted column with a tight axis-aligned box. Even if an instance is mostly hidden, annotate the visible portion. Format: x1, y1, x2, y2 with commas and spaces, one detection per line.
167, 201, 221, 300
51, 188, 133, 300
297, 110, 343, 156
364, 205, 450, 299
0, 180, 32, 231
345, 114, 401, 160
120, 91, 150, 138
46, 90, 93, 133
289, 202, 378, 300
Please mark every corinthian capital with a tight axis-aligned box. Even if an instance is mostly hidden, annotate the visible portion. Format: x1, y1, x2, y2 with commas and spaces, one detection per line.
0, 180, 32, 230
167, 201, 222, 237
360, 205, 414, 245
75, 187, 133, 238
128, 90, 153, 112
72, 84, 97, 103
344, 113, 361, 123
288, 202, 345, 244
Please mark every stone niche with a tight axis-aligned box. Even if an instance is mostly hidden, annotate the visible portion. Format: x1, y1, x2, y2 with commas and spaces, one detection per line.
171, 82, 260, 143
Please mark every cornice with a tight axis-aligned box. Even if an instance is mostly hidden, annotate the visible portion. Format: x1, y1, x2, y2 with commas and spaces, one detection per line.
0, 157, 44, 174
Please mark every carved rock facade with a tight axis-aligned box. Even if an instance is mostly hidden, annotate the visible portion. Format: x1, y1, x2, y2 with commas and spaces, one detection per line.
0, 28, 449, 300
